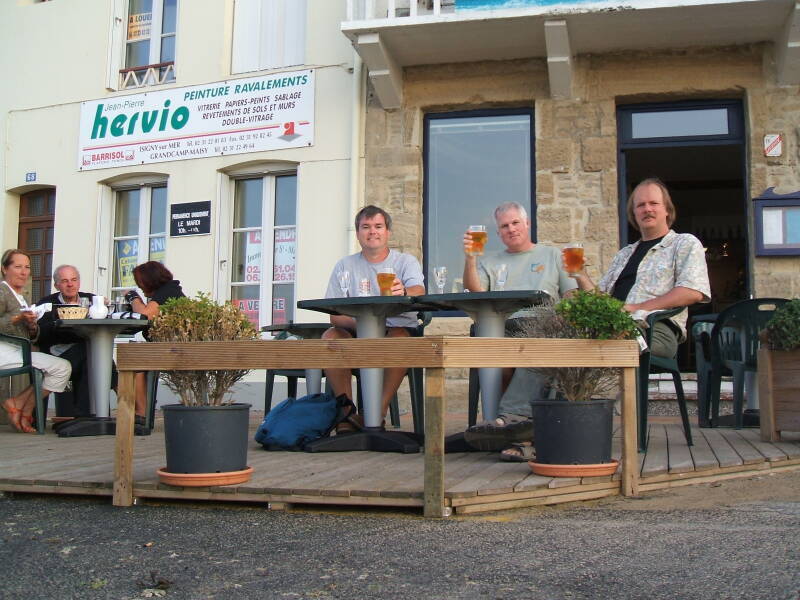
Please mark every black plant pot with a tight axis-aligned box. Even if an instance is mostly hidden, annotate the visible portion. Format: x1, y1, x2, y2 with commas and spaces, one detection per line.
162, 403, 251, 474
530, 398, 613, 465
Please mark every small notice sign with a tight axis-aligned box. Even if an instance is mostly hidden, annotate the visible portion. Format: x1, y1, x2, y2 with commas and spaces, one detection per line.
170, 201, 211, 237
764, 134, 782, 157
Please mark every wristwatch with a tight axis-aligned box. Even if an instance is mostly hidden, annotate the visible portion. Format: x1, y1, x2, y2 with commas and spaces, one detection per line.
124, 290, 139, 304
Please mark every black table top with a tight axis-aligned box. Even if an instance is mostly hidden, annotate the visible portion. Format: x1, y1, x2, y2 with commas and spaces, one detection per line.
416, 290, 553, 312
298, 296, 419, 318
262, 322, 332, 338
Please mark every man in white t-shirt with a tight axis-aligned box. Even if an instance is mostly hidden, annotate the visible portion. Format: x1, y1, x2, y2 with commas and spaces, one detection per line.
462, 202, 577, 460
322, 206, 425, 431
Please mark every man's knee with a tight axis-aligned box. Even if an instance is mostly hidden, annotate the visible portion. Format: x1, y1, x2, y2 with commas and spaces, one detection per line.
322, 327, 353, 340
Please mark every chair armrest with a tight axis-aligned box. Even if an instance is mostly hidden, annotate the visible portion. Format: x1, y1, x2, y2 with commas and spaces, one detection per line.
643, 307, 685, 346
0, 332, 33, 365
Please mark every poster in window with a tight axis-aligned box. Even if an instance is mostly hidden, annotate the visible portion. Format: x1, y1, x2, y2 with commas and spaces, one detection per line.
234, 297, 260, 329
127, 11, 152, 41
273, 228, 295, 282
272, 296, 287, 325
149, 236, 166, 263
116, 239, 139, 288
244, 231, 262, 284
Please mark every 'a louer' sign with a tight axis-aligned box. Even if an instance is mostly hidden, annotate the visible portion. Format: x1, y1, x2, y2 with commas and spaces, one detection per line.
77, 69, 314, 171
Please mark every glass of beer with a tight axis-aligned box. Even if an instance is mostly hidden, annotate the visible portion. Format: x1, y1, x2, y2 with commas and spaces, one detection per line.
562, 243, 584, 274
377, 267, 396, 296
468, 225, 488, 256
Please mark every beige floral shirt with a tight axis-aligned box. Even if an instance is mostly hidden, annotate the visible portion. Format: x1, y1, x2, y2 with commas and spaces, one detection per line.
598, 230, 711, 340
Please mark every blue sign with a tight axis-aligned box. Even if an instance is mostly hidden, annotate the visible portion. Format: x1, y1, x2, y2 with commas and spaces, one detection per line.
25, 172, 36, 182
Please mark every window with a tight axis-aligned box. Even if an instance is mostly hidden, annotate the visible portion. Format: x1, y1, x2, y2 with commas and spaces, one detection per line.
230, 174, 297, 328
121, 0, 177, 88
231, 0, 306, 74
424, 109, 534, 292
19, 189, 56, 302
111, 185, 167, 291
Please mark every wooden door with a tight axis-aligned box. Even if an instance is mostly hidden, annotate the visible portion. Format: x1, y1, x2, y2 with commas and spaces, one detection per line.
18, 189, 56, 303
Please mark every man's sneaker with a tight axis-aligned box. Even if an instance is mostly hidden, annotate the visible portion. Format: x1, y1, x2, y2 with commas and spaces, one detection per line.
463, 415, 534, 451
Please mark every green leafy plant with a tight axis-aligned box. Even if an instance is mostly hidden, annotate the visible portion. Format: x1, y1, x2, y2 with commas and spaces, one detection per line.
515, 290, 638, 402
148, 293, 260, 406
765, 298, 800, 351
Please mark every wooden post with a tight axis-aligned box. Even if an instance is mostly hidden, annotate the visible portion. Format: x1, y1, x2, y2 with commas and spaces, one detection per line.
758, 348, 779, 442
423, 367, 448, 517
113, 371, 136, 506
621, 366, 639, 497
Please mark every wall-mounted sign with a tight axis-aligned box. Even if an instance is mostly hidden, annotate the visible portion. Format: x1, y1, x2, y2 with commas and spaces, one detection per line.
78, 69, 314, 171
25, 172, 36, 182
764, 134, 782, 157
170, 201, 211, 237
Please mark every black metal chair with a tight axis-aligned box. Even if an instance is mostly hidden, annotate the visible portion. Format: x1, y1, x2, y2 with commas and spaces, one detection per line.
638, 308, 692, 451
0, 332, 46, 434
707, 298, 788, 429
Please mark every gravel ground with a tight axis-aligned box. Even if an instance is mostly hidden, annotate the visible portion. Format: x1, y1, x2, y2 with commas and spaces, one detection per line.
1, 469, 798, 600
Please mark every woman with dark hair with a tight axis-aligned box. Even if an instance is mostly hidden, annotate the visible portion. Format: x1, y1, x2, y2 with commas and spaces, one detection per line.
1, 249, 71, 432
124, 261, 185, 419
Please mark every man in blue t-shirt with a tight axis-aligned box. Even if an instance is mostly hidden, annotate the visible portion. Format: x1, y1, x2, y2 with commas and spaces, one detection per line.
322, 206, 425, 431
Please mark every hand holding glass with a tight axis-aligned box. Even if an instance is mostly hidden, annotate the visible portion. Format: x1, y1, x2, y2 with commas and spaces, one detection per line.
337, 270, 351, 297
467, 225, 488, 256
494, 263, 508, 291
377, 267, 396, 296
562, 243, 584, 274
433, 266, 448, 294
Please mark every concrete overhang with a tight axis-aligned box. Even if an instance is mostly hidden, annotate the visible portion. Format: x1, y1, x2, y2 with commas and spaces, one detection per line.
342, 0, 799, 108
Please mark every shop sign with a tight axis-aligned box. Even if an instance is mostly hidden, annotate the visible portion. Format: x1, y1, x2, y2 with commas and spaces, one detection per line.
170, 201, 211, 237
78, 69, 315, 170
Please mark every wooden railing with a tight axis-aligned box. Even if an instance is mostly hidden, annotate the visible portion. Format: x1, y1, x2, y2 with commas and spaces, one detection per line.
114, 336, 640, 517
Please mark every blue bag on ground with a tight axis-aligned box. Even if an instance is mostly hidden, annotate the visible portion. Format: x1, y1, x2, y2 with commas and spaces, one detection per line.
254, 393, 353, 450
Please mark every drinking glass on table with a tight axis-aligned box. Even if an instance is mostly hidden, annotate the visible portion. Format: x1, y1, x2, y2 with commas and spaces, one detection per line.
562, 243, 584, 274
467, 225, 487, 256
337, 270, 351, 297
432, 266, 447, 294
494, 263, 508, 291
377, 267, 396, 296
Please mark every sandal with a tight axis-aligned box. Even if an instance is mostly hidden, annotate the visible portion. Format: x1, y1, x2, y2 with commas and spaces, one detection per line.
2, 400, 34, 433
463, 414, 534, 451
334, 396, 363, 435
500, 442, 536, 463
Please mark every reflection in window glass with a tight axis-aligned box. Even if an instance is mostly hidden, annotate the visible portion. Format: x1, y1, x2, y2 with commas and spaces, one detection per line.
115, 190, 140, 237
150, 186, 167, 234
162, 0, 176, 33
275, 175, 297, 226
632, 109, 728, 139
426, 113, 532, 291
272, 284, 294, 325
234, 179, 262, 228
232, 231, 262, 285
160, 36, 175, 63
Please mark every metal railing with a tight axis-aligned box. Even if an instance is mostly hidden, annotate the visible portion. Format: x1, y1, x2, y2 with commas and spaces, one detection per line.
346, 0, 455, 21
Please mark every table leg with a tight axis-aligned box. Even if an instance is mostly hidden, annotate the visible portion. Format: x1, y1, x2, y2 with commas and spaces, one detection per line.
113, 370, 136, 507
424, 367, 450, 518
474, 308, 506, 421
304, 369, 323, 395
86, 328, 116, 418
355, 314, 385, 429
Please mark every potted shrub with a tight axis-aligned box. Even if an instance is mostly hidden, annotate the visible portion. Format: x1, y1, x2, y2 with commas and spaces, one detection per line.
148, 293, 260, 486
759, 298, 800, 442
516, 290, 639, 477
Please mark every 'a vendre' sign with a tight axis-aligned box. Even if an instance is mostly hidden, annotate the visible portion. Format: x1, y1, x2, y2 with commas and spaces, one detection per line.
77, 69, 314, 171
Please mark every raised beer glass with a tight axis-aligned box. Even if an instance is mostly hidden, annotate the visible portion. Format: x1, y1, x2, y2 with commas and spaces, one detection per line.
562, 243, 584, 274
468, 225, 487, 256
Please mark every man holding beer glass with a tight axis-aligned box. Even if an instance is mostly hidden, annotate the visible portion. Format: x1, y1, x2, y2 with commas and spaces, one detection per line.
322, 206, 425, 431
568, 178, 710, 359
461, 202, 577, 460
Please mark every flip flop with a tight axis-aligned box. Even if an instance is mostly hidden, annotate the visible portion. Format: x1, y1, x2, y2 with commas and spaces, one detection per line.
499, 443, 536, 463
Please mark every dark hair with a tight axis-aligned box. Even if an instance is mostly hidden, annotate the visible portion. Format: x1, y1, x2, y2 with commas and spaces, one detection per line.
354, 205, 392, 231
1, 248, 31, 270
627, 178, 676, 232
132, 261, 174, 295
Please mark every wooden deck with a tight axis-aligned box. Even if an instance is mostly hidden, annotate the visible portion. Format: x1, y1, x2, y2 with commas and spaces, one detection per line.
2, 420, 798, 515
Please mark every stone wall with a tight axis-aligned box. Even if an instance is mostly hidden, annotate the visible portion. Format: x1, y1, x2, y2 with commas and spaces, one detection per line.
363, 42, 800, 303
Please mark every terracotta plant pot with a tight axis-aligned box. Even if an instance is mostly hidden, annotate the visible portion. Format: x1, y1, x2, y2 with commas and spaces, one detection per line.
529, 459, 619, 478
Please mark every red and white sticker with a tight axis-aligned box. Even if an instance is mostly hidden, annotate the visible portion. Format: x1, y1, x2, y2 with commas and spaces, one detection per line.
764, 134, 782, 157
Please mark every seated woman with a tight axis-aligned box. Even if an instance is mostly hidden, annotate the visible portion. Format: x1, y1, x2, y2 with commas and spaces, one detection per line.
125, 261, 185, 420
0, 249, 71, 433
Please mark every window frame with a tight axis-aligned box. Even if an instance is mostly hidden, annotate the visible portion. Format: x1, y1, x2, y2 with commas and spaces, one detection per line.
119, 0, 178, 88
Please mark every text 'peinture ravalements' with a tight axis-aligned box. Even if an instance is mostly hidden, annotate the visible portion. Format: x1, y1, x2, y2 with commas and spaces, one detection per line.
77, 69, 315, 171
